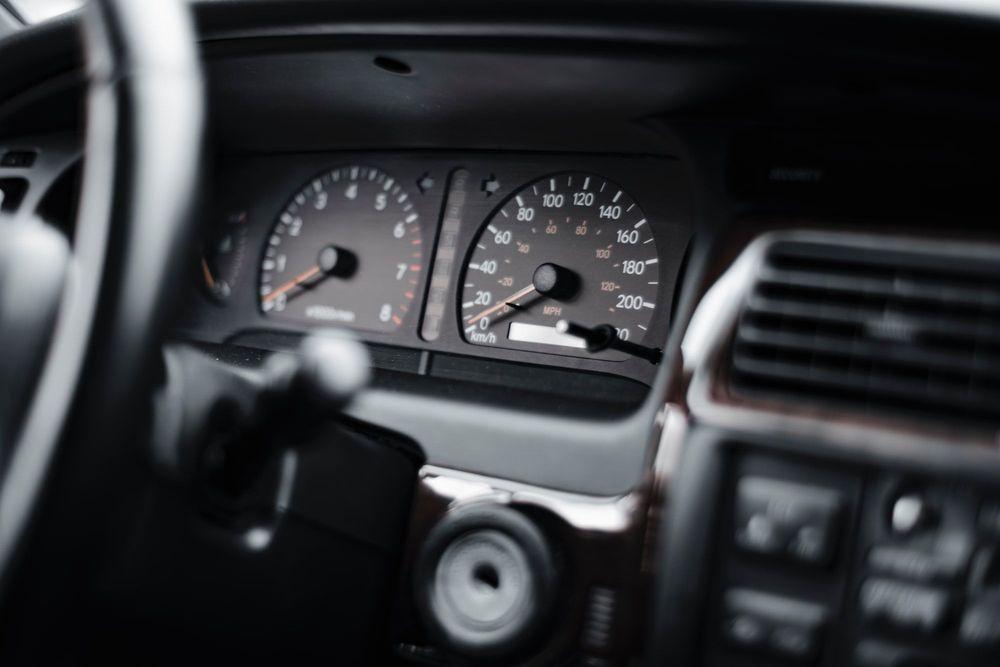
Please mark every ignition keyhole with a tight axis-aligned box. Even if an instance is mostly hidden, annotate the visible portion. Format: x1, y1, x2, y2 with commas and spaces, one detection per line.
472, 562, 500, 591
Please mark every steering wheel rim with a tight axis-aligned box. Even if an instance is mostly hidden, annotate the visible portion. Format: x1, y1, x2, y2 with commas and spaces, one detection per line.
0, 0, 203, 588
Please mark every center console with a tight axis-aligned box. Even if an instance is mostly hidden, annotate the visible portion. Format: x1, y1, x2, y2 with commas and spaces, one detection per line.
666, 433, 1000, 667
651, 229, 1000, 667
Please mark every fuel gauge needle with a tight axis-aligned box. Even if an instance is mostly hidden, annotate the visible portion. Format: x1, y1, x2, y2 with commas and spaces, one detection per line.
465, 283, 537, 323
262, 265, 322, 304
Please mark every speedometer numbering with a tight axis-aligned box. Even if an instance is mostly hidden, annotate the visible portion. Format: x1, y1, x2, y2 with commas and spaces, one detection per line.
459, 172, 661, 358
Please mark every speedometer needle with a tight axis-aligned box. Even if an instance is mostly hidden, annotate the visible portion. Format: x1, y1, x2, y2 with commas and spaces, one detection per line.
262, 265, 322, 304
465, 283, 537, 323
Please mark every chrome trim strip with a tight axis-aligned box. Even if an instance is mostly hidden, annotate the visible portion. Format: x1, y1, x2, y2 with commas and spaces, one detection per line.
420, 465, 641, 533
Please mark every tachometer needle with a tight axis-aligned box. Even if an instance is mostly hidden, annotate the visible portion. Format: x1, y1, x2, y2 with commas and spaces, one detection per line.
262, 265, 322, 304
465, 283, 537, 323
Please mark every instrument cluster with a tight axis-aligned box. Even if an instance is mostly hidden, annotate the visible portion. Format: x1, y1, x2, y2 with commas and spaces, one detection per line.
184, 152, 693, 383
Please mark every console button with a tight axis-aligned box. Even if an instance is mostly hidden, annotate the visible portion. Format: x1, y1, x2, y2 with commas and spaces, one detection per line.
890, 493, 933, 536
769, 623, 816, 659
724, 589, 826, 662
859, 578, 951, 634
868, 545, 967, 585
855, 640, 958, 667
735, 477, 842, 566
959, 593, 1000, 649
724, 611, 768, 650
968, 546, 1000, 592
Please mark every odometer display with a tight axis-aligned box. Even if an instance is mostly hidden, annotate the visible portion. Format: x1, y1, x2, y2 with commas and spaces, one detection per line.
459, 173, 660, 356
259, 165, 423, 332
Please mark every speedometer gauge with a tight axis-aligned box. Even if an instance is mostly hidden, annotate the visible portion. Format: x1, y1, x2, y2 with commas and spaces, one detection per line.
459, 173, 660, 356
259, 165, 423, 332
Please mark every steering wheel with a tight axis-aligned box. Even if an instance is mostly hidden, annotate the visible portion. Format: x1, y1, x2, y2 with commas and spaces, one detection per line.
0, 0, 203, 589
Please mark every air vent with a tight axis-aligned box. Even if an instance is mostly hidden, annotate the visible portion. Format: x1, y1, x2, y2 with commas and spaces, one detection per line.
730, 236, 1000, 427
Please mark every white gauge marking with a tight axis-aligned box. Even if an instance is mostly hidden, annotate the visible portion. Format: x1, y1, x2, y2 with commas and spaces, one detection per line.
508, 322, 588, 349
461, 171, 660, 352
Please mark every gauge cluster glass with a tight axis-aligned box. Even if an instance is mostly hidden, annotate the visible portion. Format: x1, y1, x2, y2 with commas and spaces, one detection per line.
188, 153, 690, 381
258, 165, 424, 333
459, 173, 660, 356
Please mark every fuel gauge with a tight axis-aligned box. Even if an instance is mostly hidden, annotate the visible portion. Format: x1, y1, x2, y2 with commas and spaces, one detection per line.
201, 211, 249, 303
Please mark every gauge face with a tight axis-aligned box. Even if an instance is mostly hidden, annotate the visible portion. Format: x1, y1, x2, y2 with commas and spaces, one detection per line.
459, 173, 660, 355
201, 210, 249, 303
259, 166, 423, 332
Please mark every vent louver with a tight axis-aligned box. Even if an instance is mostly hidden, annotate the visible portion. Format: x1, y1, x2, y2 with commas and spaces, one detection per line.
730, 236, 1000, 427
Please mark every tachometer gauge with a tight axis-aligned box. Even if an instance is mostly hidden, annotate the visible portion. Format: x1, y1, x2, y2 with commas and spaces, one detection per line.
459, 173, 660, 356
259, 165, 423, 332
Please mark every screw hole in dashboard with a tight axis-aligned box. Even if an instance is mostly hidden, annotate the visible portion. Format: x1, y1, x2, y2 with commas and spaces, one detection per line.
373, 55, 413, 76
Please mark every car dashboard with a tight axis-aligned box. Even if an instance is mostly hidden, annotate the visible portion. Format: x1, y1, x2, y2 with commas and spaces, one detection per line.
2, 1, 1000, 666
